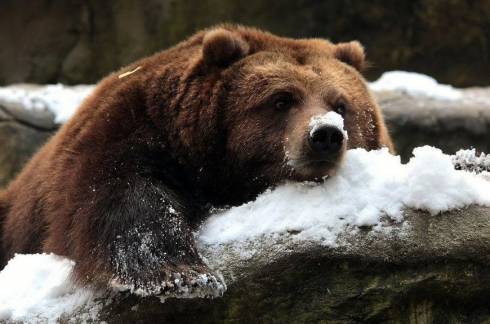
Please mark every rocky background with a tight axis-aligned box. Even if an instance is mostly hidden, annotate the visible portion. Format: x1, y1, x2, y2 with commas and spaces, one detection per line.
0, 0, 489, 87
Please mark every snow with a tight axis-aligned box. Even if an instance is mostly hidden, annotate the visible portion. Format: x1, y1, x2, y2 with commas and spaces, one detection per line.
309, 111, 349, 139
369, 71, 463, 100
452, 149, 490, 173
0, 84, 95, 123
0, 253, 101, 324
199, 146, 490, 246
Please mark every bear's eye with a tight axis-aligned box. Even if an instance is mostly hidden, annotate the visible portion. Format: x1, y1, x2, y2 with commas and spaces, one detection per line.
272, 92, 295, 111
333, 102, 347, 116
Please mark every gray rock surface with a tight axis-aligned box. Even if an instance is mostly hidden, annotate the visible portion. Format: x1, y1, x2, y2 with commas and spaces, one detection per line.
95, 206, 490, 323
0, 103, 53, 187
376, 89, 490, 161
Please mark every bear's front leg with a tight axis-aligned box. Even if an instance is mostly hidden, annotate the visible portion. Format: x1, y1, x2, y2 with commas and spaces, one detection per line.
73, 174, 225, 298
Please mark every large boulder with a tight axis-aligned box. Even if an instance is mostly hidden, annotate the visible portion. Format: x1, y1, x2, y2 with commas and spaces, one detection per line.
91, 206, 490, 323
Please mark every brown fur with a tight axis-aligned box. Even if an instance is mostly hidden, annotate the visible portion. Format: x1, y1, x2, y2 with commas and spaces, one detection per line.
0, 25, 393, 291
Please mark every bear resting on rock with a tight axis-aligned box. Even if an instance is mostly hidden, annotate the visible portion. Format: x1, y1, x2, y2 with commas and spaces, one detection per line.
0, 25, 393, 297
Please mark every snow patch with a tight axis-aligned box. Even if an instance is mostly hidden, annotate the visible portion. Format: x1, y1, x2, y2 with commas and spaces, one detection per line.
369, 71, 462, 100
0, 84, 95, 123
0, 253, 101, 324
309, 111, 348, 139
199, 146, 490, 246
452, 149, 490, 174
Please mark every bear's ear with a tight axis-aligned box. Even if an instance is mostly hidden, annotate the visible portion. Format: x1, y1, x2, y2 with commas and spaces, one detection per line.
202, 28, 250, 67
334, 41, 365, 71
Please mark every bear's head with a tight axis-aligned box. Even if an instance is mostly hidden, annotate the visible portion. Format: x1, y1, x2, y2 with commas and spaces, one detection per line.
143, 26, 393, 205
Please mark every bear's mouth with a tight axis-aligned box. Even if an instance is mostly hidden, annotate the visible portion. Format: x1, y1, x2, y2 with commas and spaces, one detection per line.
286, 157, 340, 181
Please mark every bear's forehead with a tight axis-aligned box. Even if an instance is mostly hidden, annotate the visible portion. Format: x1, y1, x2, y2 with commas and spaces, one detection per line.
238, 51, 364, 94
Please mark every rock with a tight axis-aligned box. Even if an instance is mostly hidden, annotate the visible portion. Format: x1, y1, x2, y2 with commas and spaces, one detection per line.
0, 103, 54, 187
0, 100, 56, 130
91, 206, 490, 323
377, 89, 490, 161
0, 1, 489, 86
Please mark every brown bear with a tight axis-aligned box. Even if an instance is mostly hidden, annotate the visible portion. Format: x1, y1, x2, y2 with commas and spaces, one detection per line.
0, 25, 393, 295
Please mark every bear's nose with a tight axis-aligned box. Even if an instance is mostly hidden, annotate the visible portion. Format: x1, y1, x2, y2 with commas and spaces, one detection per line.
308, 126, 344, 156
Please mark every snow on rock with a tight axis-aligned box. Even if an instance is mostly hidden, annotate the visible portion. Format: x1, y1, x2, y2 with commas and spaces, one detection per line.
199, 146, 490, 246
0, 84, 95, 124
0, 253, 101, 324
452, 149, 490, 173
369, 71, 463, 101
309, 111, 348, 139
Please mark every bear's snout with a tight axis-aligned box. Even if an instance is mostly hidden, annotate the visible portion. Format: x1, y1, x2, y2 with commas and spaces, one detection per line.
308, 125, 344, 157
284, 111, 349, 180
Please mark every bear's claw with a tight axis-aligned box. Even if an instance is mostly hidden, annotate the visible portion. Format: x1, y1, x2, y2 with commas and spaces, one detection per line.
110, 265, 226, 300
